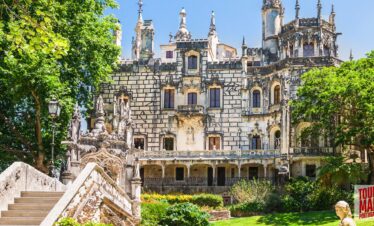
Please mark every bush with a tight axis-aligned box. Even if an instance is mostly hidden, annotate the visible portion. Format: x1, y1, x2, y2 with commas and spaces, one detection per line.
56, 218, 111, 226
159, 203, 210, 226
141, 202, 169, 226
229, 202, 265, 217
309, 186, 353, 211
191, 194, 223, 208
230, 179, 274, 204
264, 192, 283, 213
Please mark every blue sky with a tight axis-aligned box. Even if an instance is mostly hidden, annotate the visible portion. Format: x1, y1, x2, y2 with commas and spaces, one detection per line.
107, 0, 374, 61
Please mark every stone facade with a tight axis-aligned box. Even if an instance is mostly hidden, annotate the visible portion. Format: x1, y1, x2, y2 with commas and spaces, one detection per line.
95, 0, 343, 193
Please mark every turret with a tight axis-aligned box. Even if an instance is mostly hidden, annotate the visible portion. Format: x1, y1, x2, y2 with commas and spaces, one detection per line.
317, 0, 322, 20
132, 0, 143, 60
295, 0, 300, 19
329, 4, 336, 31
262, 0, 283, 64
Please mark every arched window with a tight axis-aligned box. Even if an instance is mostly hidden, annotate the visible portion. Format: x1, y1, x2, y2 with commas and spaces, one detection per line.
188, 56, 198, 69
273, 85, 281, 105
252, 90, 261, 108
274, 130, 281, 149
252, 135, 261, 150
303, 43, 314, 57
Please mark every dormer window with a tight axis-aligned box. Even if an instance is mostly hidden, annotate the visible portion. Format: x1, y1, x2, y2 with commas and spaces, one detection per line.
188, 92, 197, 105
188, 56, 198, 69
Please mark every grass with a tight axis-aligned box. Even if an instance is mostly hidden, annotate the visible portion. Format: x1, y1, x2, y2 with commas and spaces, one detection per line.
211, 211, 374, 226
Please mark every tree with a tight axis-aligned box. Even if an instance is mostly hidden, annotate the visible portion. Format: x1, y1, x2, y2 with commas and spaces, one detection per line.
317, 156, 368, 188
0, 0, 120, 173
292, 51, 374, 180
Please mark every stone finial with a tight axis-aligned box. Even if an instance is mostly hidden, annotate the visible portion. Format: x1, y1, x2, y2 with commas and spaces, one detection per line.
329, 4, 336, 25
175, 7, 191, 41
208, 10, 217, 36
317, 0, 322, 19
242, 36, 248, 57
96, 95, 104, 116
295, 0, 300, 19
349, 49, 354, 61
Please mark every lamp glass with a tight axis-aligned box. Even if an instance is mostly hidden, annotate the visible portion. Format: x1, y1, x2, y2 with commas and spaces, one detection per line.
48, 99, 60, 117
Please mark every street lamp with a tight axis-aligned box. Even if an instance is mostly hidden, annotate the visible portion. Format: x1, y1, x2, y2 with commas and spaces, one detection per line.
48, 98, 61, 178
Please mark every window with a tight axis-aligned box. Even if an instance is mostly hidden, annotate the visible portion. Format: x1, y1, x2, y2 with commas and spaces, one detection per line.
303, 43, 314, 57
209, 137, 221, 150
323, 46, 330, 57
274, 131, 281, 149
252, 135, 261, 150
166, 51, 173, 59
289, 45, 294, 57
231, 168, 235, 178
163, 137, 174, 151
210, 88, 221, 108
188, 92, 197, 105
164, 89, 175, 109
252, 90, 261, 108
306, 165, 316, 178
188, 56, 198, 69
176, 167, 184, 181
134, 138, 145, 150
248, 167, 258, 179
273, 85, 281, 105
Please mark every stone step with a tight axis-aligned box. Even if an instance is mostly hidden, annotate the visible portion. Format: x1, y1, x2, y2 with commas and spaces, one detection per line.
20, 191, 64, 198
14, 197, 60, 203
1, 210, 49, 217
8, 203, 55, 211
0, 217, 43, 225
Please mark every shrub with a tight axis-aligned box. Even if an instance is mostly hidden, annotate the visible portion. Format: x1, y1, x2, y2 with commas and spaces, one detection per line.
309, 186, 354, 211
264, 192, 283, 213
191, 194, 223, 208
229, 202, 265, 217
230, 179, 274, 204
281, 177, 315, 212
141, 202, 169, 226
142, 194, 193, 204
159, 203, 210, 226
56, 218, 111, 226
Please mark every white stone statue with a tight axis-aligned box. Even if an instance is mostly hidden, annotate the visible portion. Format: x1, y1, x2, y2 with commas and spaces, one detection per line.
69, 103, 81, 143
335, 201, 356, 226
96, 95, 104, 115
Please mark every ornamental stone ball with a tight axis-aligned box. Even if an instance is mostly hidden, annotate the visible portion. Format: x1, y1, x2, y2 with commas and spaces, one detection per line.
335, 201, 356, 226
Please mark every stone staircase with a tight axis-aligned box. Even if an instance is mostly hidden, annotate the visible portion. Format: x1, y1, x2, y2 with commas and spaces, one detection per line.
0, 191, 64, 226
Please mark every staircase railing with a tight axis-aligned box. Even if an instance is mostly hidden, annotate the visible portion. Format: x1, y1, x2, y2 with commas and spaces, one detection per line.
41, 163, 134, 226
0, 162, 66, 213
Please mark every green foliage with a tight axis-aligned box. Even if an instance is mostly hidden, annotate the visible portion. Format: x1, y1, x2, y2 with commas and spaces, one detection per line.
264, 192, 283, 213
291, 51, 374, 155
141, 202, 169, 226
159, 203, 210, 226
141, 193, 223, 208
281, 177, 316, 212
56, 218, 111, 226
309, 186, 353, 211
229, 202, 265, 217
191, 194, 223, 208
230, 179, 274, 204
0, 0, 120, 171
318, 156, 369, 188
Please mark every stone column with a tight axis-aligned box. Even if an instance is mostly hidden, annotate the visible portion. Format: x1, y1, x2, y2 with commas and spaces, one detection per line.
263, 164, 268, 178
212, 163, 216, 186
161, 164, 165, 178
187, 163, 191, 178
131, 177, 142, 224
238, 163, 241, 178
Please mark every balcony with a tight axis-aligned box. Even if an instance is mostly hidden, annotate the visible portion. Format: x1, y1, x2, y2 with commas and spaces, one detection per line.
177, 105, 204, 115
242, 108, 264, 116
136, 149, 280, 161
142, 177, 276, 187
291, 147, 334, 157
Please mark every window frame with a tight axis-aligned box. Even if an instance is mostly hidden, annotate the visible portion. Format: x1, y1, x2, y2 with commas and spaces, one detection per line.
251, 135, 262, 150
188, 55, 198, 70
209, 88, 221, 108
208, 136, 221, 150
187, 92, 198, 105
273, 85, 281, 105
252, 90, 261, 108
166, 50, 174, 59
163, 137, 174, 151
163, 89, 175, 109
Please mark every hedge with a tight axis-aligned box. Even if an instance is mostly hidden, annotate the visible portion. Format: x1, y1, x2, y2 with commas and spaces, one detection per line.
141, 193, 223, 208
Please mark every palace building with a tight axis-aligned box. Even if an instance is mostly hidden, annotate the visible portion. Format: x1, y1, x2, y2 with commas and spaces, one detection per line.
95, 0, 342, 193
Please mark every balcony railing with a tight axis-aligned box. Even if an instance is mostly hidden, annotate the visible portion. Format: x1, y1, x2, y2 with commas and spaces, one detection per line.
137, 150, 280, 160
177, 105, 204, 114
291, 147, 334, 156
143, 177, 275, 187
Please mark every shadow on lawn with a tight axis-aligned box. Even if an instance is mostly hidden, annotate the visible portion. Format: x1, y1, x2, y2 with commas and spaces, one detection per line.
256, 211, 338, 226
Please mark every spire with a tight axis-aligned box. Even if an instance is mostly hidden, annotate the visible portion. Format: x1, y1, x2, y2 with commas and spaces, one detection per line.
295, 0, 300, 19
208, 11, 217, 36
133, 0, 144, 60
329, 4, 336, 24
349, 49, 354, 61
137, 0, 143, 23
175, 7, 191, 41
242, 36, 248, 57
317, 0, 322, 19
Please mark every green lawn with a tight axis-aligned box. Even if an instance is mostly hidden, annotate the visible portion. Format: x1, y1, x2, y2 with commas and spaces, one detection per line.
211, 211, 374, 226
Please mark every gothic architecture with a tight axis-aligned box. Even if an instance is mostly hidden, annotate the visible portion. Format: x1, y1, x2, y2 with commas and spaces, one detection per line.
96, 0, 342, 193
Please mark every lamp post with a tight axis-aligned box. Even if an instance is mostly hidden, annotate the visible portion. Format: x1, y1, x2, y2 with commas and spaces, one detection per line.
48, 98, 61, 178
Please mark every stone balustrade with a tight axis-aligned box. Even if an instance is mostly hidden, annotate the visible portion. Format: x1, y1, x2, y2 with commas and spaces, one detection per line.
291, 147, 334, 156
41, 163, 136, 225
0, 162, 66, 213
136, 149, 281, 160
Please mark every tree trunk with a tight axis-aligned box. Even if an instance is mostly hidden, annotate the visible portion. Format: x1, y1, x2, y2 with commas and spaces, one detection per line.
31, 90, 48, 173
